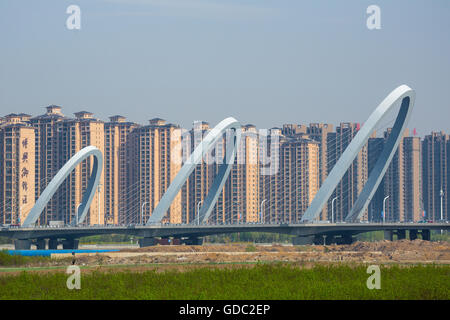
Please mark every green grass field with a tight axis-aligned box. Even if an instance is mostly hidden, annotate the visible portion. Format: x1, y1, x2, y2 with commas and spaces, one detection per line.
0, 250, 52, 267
0, 263, 448, 300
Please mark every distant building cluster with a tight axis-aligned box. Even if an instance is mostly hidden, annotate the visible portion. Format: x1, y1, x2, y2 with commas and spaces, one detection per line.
0, 106, 448, 225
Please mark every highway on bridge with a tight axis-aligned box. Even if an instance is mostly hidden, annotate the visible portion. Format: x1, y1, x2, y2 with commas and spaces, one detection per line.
2, 222, 448, 249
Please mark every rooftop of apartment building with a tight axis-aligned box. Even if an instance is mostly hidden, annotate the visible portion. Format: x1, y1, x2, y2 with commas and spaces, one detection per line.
192, 121, 210, 131
141, 118, 180, 128
283, 134, 320, 145
31, 105, 67, 120
425, 131, 449, 139
242, 124, 257, 132
0, 113, 34, 129
105, 115, 140, 128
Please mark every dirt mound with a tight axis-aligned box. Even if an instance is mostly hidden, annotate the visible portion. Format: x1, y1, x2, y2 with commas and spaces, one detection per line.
72, 240, 450, 266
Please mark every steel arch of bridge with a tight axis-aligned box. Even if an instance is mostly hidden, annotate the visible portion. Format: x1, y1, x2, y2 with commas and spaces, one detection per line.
146, 117, 241, 225
22, 146, 103, 227
301, 85, 415, 223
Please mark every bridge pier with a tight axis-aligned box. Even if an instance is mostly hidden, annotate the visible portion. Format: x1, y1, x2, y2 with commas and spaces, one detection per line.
325, 235, 335, 245
139, 237, 157, 247
336, 234, 354, 245
190, 237, 203, 245
14, 239, 32, 250
48, 239, 59, 250
421, 229, 431, 241
292, 236, 314, 245
409, 230, 418, 240
384, 230, 393, 241
313, 235, 324, 245
62, 239, 79, 250
183, 237, 204, 245
36, 239, 47, 250
396, 230, 406, 240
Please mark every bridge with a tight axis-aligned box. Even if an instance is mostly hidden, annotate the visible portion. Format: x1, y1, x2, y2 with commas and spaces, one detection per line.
2, 222, 448, 250
3, 84, 443, 250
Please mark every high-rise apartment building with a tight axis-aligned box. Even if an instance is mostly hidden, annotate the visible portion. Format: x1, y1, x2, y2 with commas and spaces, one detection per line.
368, 130, 422, 222
382, 129, 407, 222
422, 132, 448, 221
128, 118, 182, 224
30, 106, 67, 225
327, 123, 369, 221
261, 129, 319, 223
184, 121, 214, 224
104, 116, 139, 225
0, 114, 35, 225
229, 124, 260, 223
30, 107, 106, 225
306, 123, 334, 220
282, 124, 307, 136
259, 128, 282, 224
278, 135, 320, 222
368, 136, 385, 221
181, 121, 230, 224
403, 136, 422, 221
282, 123, 334, 220
54, 111, 105, 225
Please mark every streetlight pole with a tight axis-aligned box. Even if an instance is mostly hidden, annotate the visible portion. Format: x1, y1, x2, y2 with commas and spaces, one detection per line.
6, 206, 12, 223
76, 203, 82, 226
97, 183, 102, 225
440, 189, 444, 235
141, 202, 148, 225
383, 195, 390, 224
234, 202, 240, 224
331, 197, 337, 223
18, 205, 23, 226
260, 199, 267, 224
197, 200, 203, 225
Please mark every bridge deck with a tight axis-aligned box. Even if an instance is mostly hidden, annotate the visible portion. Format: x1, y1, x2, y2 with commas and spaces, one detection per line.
1, 223, 448, 240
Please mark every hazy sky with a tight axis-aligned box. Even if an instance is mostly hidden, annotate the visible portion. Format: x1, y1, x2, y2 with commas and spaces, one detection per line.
1, 0, 449, 135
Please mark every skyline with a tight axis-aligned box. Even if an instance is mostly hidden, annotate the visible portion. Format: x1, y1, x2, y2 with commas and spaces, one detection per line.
1, 1, 450, 135
1, 104, 447, 139
1, 102, 447, 227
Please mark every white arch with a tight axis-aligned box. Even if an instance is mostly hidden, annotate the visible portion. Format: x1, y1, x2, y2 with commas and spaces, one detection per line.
301, 85, 415, 223
22, 146, 103, 227
147, 117, 241, 225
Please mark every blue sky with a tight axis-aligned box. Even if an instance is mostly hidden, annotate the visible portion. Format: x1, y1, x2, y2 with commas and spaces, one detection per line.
1, 0, 449, 135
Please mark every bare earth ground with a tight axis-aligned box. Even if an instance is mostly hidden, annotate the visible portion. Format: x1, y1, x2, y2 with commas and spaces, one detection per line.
0, 239, 448, 276
71, 239, 450, 265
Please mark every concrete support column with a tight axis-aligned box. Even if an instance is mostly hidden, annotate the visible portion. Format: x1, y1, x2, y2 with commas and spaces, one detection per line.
409, 230, 418, 241
396, 230, 406, 240
292, 236, 314, 245
14, 239, 32, 250
421, 229, 431, 241
183, 237, 204, 245
338, 234, 354, 245
313, 235, 323, 245
325, 235, 335, 245
384, 230, 393, 241
139, 237, 157, 247
192, 237, 203, 246
62, 239, 79, 250
36, 239, 47, 250
48, 239, 58, 250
